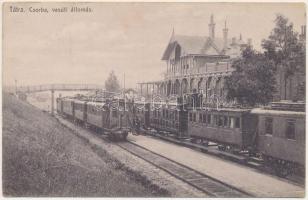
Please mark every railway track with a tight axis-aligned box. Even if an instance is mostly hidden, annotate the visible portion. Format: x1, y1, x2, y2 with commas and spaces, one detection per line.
140, 131, 305, 186
55, 115, 304, 197
56, 115, 252, 197
115, 141, 252, 197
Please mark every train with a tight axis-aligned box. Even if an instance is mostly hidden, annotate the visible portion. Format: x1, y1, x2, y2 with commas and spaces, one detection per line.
56, 97, 133, 140
56, 94, 305, 177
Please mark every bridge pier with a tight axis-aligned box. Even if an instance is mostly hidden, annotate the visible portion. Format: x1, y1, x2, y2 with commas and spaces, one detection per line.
51, 89, 54, 116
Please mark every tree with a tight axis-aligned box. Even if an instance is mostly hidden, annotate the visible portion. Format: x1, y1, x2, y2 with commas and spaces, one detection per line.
225, 47, 276, 106
262, 14, 305, 100
105, 71, 121, 94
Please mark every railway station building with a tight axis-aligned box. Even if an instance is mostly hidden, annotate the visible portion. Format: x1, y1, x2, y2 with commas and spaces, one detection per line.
138, 15, 306, 103
138, 15, 251, 102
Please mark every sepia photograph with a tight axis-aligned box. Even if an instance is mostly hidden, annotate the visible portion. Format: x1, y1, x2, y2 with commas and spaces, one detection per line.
2, 1, 306, 197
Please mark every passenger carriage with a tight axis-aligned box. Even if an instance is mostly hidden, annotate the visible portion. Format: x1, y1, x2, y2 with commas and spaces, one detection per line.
86, 101, 108, 129
187, 107, 257, 151
133, 101, 150, 129
86, 100, 130, 140
73, 100, 87, 124
251, 106, 305, 176
61, 98, 75, 119
150, 101, 188, 138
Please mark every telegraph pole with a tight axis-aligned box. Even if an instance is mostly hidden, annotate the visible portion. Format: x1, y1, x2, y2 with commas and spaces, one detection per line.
123, 73, 126, 111
51, 89, 54, 116
15, 79, 17, 95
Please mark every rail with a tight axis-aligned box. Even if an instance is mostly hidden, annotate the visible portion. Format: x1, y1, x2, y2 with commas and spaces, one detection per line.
116, 142, 252, 197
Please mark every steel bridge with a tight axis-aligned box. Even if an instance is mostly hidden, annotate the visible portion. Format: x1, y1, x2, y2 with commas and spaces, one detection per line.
16, 84, 104, 115
17, 84, 103, 93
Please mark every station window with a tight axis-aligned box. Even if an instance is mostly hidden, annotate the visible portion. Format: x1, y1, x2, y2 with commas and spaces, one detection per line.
175, 112, 177, 120
189, 113, 193, 122
193, 113, 196, 122
199, 113, 203, 123
202, 114, 207, 123
286, 120, 296, 140
265, 117, 273, 135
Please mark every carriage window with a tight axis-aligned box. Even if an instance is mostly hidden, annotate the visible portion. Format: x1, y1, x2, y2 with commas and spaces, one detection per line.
199, 114, 203, 123
235, 117, 240, 128
189, 113, 193, 122
218, 116, 224, 127
207, 114, 211, 124
214, 115, 219, 126
223, 116, 228, 127
265, 117, 273, 135
286, 120, 296, 140
202, 114, 207, 123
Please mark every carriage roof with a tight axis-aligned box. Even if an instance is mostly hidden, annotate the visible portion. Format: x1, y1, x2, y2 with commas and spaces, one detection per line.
86, 101, 106, 107
250, 108, 305, 117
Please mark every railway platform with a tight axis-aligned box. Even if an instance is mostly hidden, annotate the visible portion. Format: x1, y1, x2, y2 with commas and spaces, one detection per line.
127, 134, 304, 197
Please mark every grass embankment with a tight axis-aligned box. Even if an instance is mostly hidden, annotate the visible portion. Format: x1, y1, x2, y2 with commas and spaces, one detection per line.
2, 93, 167, 197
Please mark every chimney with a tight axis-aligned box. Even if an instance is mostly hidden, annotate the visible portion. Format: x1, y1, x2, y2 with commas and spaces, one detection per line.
247, 38, 252, 46
301, 25, 306, 36
208, 14, 215, 39
223, 21, 228, 49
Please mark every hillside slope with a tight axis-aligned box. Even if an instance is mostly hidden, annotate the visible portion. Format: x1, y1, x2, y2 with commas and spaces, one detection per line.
2, 93, 163, 197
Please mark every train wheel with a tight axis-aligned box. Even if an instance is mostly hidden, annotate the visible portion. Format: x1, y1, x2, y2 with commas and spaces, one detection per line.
218, 145, 226, 151
122, 132, 128, 140
275, 166, 291, 178
108, 134, 116, 142
202, 140, 209, 147
274, 160, 293, 178
191, 138, 197, 144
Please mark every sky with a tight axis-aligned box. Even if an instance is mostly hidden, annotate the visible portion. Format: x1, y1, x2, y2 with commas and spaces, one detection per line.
3, 2, 306, 88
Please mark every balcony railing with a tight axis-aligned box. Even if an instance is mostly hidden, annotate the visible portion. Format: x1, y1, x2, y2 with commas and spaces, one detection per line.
165, 62, 234, 79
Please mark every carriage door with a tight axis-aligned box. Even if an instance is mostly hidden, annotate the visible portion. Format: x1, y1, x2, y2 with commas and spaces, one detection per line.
179, 110, 189, 137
